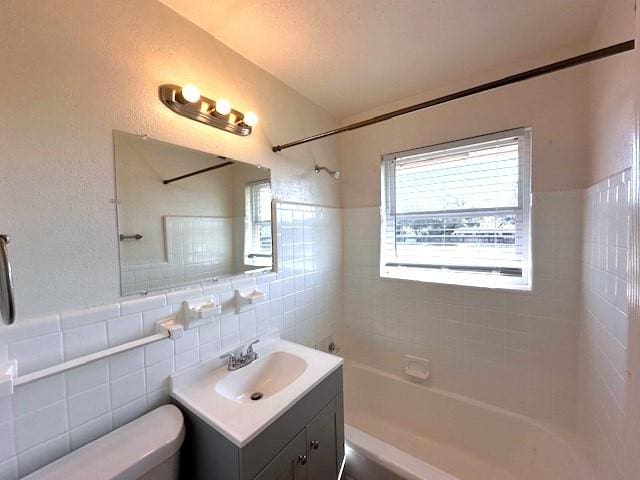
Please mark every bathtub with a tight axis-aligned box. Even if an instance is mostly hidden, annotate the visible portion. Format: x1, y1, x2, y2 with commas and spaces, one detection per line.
343, 360, 590, 480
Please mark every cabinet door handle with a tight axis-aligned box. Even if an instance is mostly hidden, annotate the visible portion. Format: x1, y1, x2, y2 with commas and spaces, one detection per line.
297, 455, 307, 465
311, 440, 319, 450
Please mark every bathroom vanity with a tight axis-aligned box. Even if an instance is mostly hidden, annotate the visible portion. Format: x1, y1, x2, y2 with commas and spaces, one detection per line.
170, 339, 344, 480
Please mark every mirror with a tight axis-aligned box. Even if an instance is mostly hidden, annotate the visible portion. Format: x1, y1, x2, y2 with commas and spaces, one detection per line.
114, 131, 273, 296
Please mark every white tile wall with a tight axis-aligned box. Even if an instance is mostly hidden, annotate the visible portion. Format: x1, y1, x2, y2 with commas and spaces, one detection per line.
121, 216, 236, 294
578, 170, 630, 480
5, 185, 626, 479
0, 202, 342, 479
341, 190, 583, 428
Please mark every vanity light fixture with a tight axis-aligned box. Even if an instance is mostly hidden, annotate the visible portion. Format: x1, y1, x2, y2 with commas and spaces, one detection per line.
214, 98, 232, 116
179, 84, 201, 104
159, 84, 258, 136
243, 111, 258, 127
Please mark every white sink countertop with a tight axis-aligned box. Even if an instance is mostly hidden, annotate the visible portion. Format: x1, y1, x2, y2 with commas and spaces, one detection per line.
170, 338, 343, 447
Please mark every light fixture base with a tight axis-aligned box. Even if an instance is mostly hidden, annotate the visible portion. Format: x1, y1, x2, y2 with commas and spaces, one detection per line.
159, 84, 252, 136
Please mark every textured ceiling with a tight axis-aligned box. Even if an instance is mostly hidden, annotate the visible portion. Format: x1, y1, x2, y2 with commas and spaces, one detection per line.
159, 0, 606, 118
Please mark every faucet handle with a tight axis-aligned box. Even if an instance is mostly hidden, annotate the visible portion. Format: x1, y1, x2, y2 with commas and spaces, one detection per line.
247, 339, 260, 352
220, 351, 237, 367
246, 339, 260, 357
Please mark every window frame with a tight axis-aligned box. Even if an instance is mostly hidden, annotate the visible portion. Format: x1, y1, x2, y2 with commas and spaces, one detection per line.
380, 127, 532, 291
244, 180, 273, 267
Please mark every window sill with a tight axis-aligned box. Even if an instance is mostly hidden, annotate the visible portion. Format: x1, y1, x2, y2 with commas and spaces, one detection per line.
380, 266, 532, 292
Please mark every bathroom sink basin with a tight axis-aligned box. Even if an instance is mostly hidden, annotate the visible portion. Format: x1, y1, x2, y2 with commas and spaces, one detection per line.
170, 338, 342, 447
214, 351, 308, 403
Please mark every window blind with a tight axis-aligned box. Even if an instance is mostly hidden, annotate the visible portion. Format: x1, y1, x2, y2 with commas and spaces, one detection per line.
251, 181, 272, 225
381, 128, 531, 289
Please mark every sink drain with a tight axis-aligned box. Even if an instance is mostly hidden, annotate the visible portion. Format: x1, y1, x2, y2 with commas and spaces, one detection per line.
250, 392, 264, 401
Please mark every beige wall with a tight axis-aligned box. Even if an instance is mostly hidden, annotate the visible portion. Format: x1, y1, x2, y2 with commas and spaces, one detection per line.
337, 0, 636, 202
586, 0, 636, 185
587, 54, 635, 184
0, 0, 340, 320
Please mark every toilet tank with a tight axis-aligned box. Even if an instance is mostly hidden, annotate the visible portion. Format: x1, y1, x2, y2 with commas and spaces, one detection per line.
24, 405, 185, 480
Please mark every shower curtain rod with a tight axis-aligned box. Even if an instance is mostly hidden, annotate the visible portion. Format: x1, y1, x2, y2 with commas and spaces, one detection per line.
271, 39, 635, 152
163, 159, 233, 185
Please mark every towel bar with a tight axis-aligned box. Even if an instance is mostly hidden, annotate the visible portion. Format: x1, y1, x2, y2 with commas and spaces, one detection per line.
1, 319, 184, 395
0, 234, 15, 326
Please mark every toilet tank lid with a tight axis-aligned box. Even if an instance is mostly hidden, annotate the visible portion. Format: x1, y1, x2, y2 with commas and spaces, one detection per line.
24, 405, 185, 480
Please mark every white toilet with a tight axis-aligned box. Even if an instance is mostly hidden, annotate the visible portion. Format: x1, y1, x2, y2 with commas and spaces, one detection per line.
24, 405, 185, 480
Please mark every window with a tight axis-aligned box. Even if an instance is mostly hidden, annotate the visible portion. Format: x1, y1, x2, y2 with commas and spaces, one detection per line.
381, 128, 531, 290
245, 180, 272, 267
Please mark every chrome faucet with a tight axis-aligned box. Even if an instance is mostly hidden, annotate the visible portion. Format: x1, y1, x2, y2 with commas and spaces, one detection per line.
221, 339, 260, 371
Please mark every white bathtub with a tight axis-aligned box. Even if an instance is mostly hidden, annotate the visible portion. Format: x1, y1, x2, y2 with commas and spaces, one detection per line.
343, 360, 591, 480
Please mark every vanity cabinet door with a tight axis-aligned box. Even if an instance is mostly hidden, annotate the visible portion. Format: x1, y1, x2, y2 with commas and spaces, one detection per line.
306, 399, 339, 480
254, 429, 307, 480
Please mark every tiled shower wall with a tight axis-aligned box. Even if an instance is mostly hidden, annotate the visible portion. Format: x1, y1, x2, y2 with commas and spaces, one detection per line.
0, 202, 342, 479
121, 216, 235, 294
342, 190, 583, 428
578, 170, 630, 480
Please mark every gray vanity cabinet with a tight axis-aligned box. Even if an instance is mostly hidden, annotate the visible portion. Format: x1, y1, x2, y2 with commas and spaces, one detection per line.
253, 399, 340, 480
253, 430, 307, 480
305, 400, 339, 480
174, 367, 344, 480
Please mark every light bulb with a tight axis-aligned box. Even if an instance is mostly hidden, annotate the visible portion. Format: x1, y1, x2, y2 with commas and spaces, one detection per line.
243, 111, 258, 127
215, 99, 232, 115
181, 84, 200, 103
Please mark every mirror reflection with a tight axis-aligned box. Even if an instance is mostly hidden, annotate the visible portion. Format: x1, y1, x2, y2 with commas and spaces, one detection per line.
114, 131, 273, 296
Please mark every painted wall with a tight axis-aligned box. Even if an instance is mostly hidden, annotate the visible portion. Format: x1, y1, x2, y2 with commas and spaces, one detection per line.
0, 0, 341, 321
585, 0, 636, 186
339, 65, 591, 209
